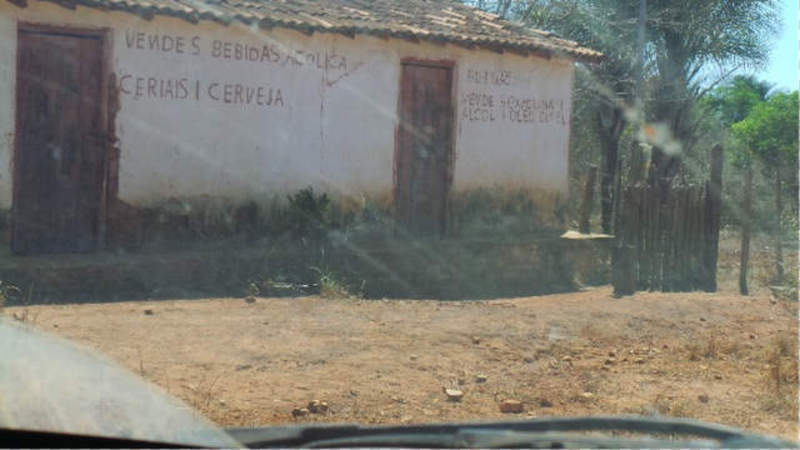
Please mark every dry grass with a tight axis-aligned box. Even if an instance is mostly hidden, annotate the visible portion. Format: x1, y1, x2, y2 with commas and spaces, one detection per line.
751, 331, 799, 420
717, 231, 799, 296
9, 288, 798, 441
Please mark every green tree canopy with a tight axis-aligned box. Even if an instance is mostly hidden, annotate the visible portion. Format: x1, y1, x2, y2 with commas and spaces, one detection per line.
703, 75, 773, 127
732, 91, 799, 169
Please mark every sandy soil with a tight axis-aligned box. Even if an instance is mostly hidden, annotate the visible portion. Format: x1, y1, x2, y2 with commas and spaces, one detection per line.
6, 287, 798, 441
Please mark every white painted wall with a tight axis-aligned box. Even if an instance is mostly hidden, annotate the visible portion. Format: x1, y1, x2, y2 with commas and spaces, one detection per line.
0, 1, 574, 208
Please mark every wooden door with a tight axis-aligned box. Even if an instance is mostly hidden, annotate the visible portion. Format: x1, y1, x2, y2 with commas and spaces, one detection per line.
395, 62, 454, 236
13, 28, 106, 254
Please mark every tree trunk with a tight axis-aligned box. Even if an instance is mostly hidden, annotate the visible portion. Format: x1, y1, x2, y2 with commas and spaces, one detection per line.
579, 165, 598, 234
774, 167, 784, 283
739, 166, 752, 295
599, 107, 624, 235
703, 144, 723, 292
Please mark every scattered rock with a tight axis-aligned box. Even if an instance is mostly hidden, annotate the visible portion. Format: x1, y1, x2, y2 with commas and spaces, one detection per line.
699, 317, 706, 322
308, 400, 329, 414
499, 399, 524, 414
539, 398, 553, 408
608, 350, 616, 357
604, 358, 616, 365
291, 407, 309, 417
580, 392, 595, 399
218, 399, 227, 406
475, 374, 488, 383
714, 374, 723, 380
143, 309, 154, 316
698, 394, 710, 403
662, 344, 669, 349
235, 364, 252, 371
409, 354, 419, 361
245, 296, 256, 304
634, 357, 645, 364
561, 355, 573, 362
444, 388, 464, 402
471, 336, 481, 345
523, 357, 535, 364
52, 324, 58, 328
749, 334, 756, 340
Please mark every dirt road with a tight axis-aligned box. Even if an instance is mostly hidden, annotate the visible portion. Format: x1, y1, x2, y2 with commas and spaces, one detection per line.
7, 287, 798, 441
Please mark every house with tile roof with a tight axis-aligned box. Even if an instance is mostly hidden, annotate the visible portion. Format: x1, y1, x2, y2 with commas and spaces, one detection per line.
0, 0, 600, 253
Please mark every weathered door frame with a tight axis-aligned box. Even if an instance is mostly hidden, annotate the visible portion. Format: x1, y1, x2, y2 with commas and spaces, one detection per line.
12, 22, 114, 252
393, 58, 457, 236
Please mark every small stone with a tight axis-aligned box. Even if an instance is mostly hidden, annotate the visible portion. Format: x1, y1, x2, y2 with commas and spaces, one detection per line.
523, 357, 535, 363
472, 336, 481, 345
714, 374, 723, 380
143, 309, 154, 316
475, 374, 488, 383
749, 334, 756, 339
218, 399, 227, 406
698, 394, 710, 403
53, 324, 58, 328
308, 400, 329, 414
410, 354, 418, 361
539, 398, 553, 408
699, 317, 706, 322
245, 296, 256, 303
634, 357, 645, 364
604, 358, 616, 365
662, 344, 669, 349
561, 355, 572, 362
499, 399, 524, 414
444, 388, 464, 402
608, 350, 616, 357
457, 378, 466, 386
291, 407, 309, 417
580, 392, 595, 399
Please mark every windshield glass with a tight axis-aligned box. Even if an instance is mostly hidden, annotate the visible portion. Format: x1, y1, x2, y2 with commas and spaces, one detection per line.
0, 0, 797, 445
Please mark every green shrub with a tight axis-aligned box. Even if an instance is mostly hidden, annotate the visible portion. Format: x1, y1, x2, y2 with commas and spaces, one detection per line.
286, 187, 331, 240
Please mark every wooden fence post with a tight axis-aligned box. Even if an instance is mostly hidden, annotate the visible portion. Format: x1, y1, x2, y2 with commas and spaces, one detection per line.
579, 165, 598, 234
739, 165, 752, 295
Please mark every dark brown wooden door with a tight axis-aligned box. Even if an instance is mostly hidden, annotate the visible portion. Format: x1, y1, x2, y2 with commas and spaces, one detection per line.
13, 29, 105, 254
395, 62, 454, 236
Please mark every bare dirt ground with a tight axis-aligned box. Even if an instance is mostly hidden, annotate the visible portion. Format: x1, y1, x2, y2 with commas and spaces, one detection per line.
7, 287, 798, 441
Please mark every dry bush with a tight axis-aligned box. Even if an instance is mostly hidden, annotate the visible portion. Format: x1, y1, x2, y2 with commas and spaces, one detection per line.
183, 374, 224, 416
684, 332, 746, 361
579, 324, 617, 346
314, 268, 360, 300
636, 391, 694, 418
758, 332, 799, 419
11, 308, 38, 324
